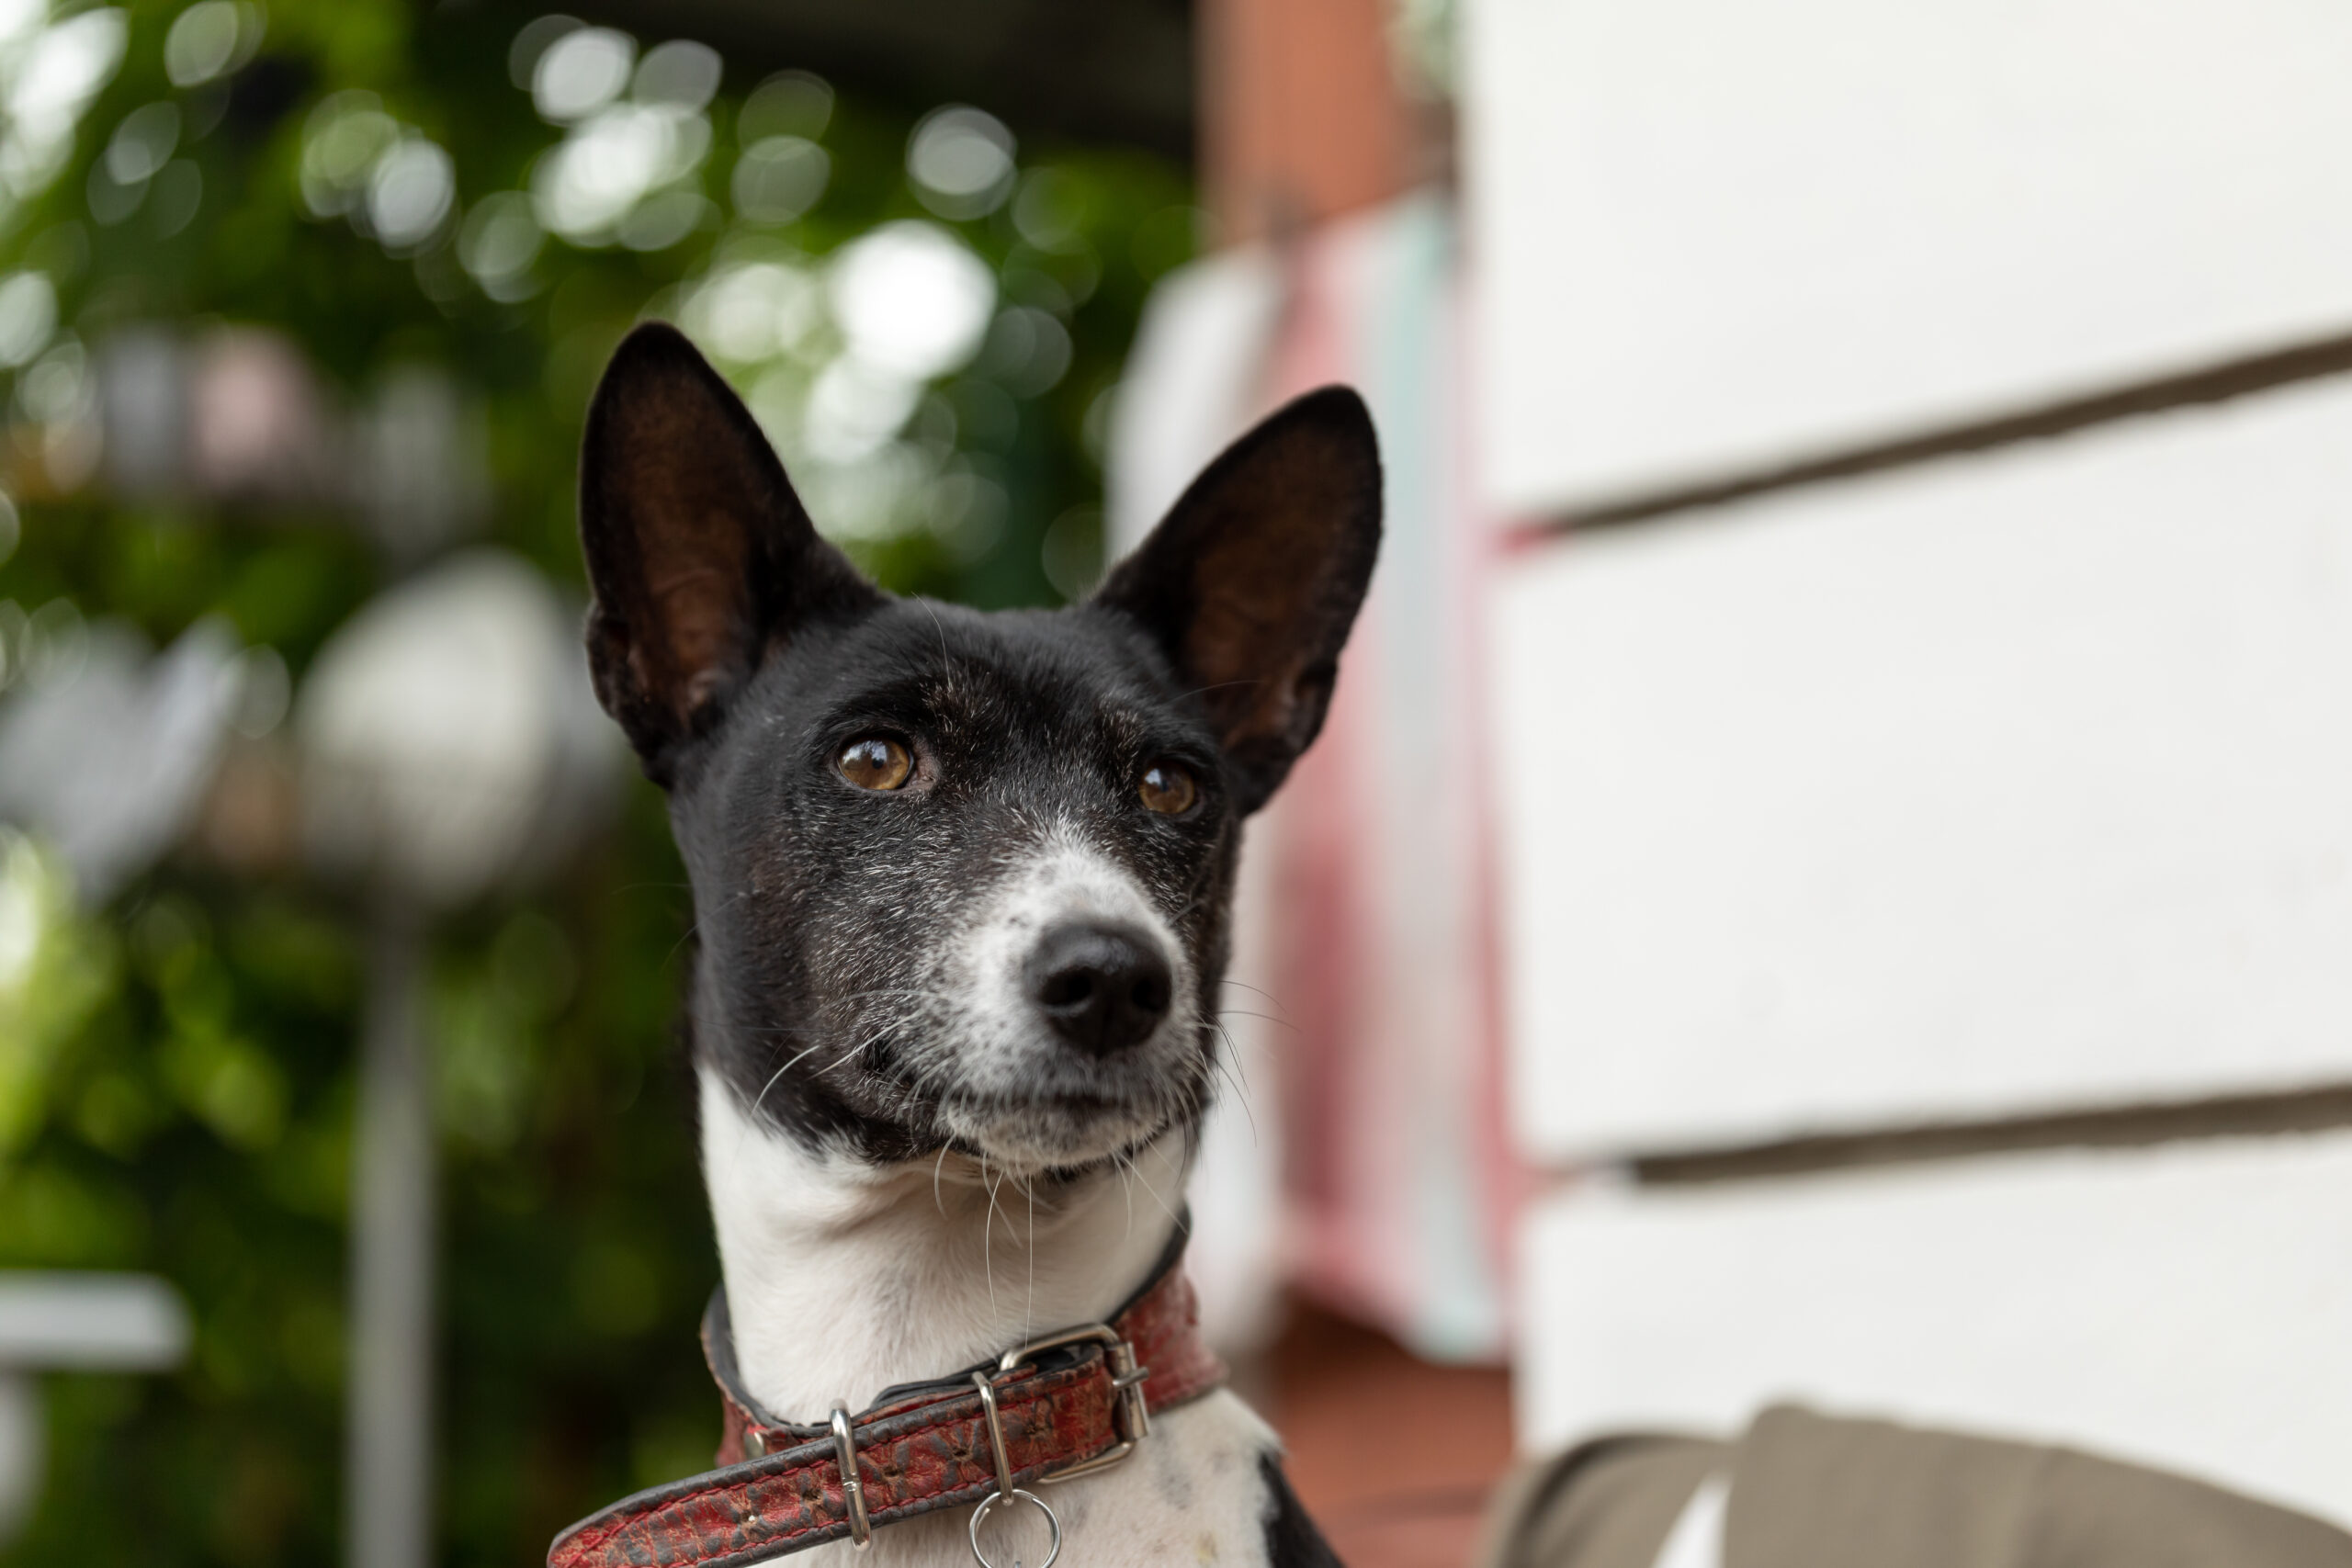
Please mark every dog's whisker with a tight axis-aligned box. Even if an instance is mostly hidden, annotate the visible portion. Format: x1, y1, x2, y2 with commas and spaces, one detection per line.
1208, 1048, 1261, 1147
977, 1156, 994, 1313
1208, 1018, 1256, 1097
811, 1030, 884, 1079
1110, 1151, 1136, 1239
1123, 1147, 1183, 1231
1218, 1021, 1256, 1096
1172, 676, 1262, 704
747, 1039, 831, 1122
662, 886, 753, 968
744, 1014, 907, 1117
980, 1158, 1007, 1316
1215, 1007, 1301, 1034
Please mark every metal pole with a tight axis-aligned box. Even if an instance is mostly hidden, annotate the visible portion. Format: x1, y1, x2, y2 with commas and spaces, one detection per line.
349, 907, 432, 1568
0, 1373, 40, 1543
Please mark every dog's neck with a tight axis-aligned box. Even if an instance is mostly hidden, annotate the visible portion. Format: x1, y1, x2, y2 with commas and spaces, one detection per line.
697, 1071, 1192, 1426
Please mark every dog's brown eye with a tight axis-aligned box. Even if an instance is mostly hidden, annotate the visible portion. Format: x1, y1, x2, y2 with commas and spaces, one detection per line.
1138, 761, 1197, 816
839, 737, 912, 791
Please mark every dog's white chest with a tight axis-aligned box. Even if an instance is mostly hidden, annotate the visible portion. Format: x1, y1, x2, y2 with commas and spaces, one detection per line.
695, 1082, 1289, 1566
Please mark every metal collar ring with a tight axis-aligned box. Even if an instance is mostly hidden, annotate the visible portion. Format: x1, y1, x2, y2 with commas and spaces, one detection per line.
967, 1370, 1062, 1568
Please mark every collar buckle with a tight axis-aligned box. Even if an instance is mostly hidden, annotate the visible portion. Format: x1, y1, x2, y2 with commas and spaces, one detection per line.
994, 1322, 1152, 1482
966, 1323, 1146, 1568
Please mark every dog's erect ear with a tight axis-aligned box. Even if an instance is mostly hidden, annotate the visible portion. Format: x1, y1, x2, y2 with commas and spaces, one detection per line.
580, 321, 881, 780
1094, 386, 1381, 815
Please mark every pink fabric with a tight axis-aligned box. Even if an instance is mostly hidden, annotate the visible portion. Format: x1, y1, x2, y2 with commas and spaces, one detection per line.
1246, 194, 1530, 1359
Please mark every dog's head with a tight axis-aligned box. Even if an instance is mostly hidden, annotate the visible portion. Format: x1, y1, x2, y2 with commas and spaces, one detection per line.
580, 323, 1379, 1176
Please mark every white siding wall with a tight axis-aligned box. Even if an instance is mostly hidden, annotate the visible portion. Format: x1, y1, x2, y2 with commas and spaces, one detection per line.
1469, 0, 2352, 1516
1494, 378, 2352, 1160
1520, 1136, 2352, 1528
1464, 0, 2352, 512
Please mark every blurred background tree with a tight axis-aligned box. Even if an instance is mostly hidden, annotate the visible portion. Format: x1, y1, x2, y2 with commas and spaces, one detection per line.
0, 0, 1193, 1560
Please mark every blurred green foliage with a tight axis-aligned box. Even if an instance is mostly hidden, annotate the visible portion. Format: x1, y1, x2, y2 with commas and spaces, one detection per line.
0, 0, 1192, 1561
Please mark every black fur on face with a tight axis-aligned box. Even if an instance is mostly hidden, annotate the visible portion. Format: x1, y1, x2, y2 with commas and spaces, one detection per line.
580, 323, 1381, 1174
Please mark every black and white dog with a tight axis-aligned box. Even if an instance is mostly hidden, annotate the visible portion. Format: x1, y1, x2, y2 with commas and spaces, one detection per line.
576, 323, 1378, 1567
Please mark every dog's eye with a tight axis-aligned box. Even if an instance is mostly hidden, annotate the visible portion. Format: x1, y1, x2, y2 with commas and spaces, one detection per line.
838, 736, 913, 791
1137, 761, 1197, 816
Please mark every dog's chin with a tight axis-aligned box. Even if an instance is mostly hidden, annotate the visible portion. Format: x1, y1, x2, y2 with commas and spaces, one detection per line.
935, 1090, 1187, 1176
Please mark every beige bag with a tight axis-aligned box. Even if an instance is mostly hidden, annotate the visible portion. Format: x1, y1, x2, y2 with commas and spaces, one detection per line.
1478, 1405, 2352, 1568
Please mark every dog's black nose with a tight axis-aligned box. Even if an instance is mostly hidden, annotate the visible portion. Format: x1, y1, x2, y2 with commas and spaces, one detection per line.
1025, 922, 1174, 1057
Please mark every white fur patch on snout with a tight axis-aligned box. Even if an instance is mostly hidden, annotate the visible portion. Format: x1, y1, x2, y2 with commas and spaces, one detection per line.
923, 825, 1197, 1164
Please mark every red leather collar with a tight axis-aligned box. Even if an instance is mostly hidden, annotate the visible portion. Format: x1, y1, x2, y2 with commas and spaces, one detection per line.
547, 1256, 1227, 1567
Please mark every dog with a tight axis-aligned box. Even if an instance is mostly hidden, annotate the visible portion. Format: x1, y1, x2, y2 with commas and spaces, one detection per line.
558, 321, 1379, 1568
